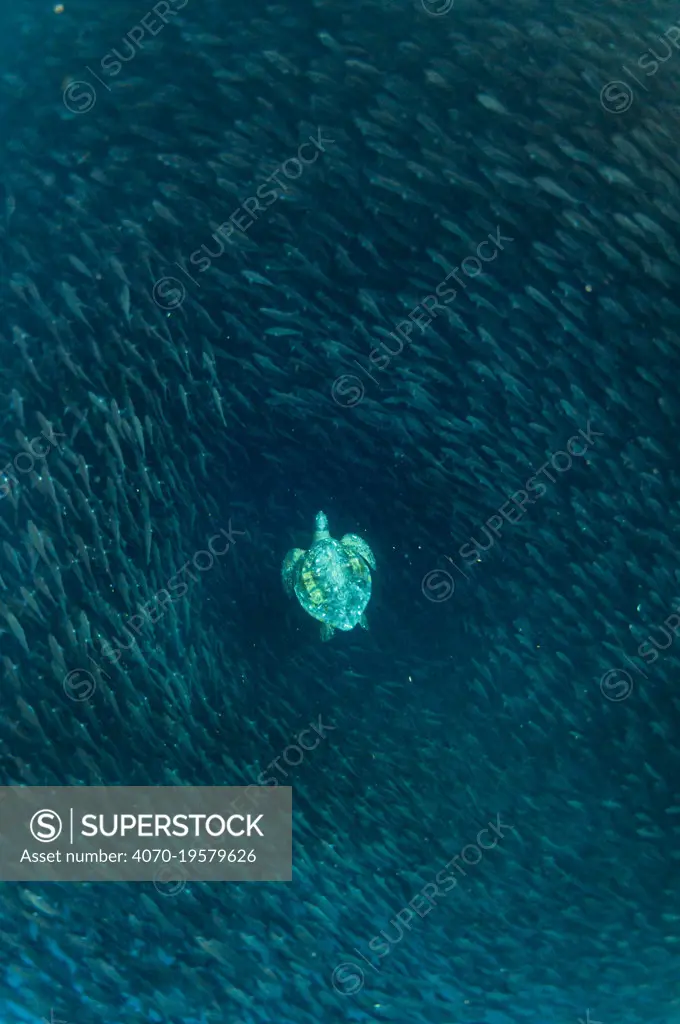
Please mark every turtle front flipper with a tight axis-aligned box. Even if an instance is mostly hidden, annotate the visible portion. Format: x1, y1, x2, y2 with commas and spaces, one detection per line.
282, 548, 305, 597
341, 534, 376, 570
320, 623, 335, 642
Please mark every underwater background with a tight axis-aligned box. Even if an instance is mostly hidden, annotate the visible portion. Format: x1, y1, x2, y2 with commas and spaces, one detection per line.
1, 0, 679, 1021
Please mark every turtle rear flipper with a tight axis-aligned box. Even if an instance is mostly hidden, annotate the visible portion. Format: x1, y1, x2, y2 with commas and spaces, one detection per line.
320, 623, 335, 642
341, 533, 376, 570
359, 613, 369, 630
282, 548, 305, 597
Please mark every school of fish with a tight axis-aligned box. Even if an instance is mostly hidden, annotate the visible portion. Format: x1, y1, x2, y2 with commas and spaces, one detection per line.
0, 0, 678, 1021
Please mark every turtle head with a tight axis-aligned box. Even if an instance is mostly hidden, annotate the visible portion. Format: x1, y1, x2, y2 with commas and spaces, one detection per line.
314, 510, 330, 542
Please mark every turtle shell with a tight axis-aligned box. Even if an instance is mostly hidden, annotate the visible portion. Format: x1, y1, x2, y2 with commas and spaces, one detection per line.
294, 537, 371, 630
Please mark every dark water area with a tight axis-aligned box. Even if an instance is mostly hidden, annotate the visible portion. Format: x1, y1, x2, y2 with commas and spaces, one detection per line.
0, 0, 679, 1021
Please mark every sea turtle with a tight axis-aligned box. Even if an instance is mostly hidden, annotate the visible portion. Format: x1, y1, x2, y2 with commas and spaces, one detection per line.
282, 511, 376, 641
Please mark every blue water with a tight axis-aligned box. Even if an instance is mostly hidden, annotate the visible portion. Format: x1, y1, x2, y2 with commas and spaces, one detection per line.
0, 0, 679, 1022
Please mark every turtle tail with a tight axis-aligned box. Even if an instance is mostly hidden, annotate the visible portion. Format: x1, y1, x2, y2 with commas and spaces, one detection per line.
314, 510, 330, 542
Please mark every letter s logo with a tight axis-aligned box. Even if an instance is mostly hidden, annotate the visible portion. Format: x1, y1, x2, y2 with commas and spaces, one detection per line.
30, 809, 63, 842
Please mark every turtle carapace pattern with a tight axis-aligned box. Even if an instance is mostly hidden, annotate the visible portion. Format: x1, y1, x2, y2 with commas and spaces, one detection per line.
282, 511, 376, 641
